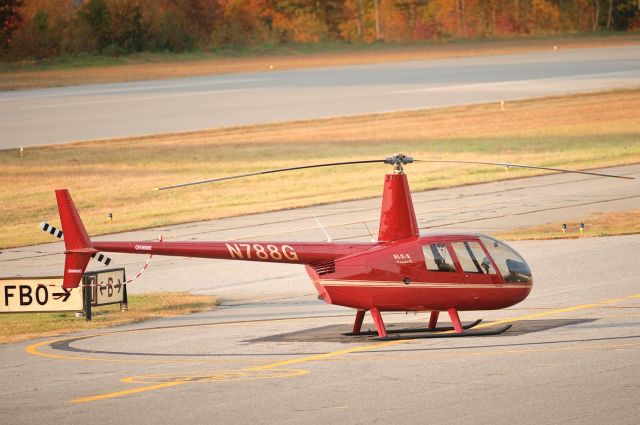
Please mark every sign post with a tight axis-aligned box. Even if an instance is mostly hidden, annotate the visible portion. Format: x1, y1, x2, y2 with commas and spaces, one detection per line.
84, 276, 92, 321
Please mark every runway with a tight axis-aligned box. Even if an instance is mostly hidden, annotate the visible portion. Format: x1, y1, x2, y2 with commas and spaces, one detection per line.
1, 44, 640, 148
1, 166, 639, 424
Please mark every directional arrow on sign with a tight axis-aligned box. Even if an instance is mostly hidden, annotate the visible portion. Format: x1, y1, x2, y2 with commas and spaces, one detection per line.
52, 288, 72, 302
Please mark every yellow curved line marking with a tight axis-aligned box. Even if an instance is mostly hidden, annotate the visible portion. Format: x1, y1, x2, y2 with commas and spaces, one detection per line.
244, 339, 403, 371
71, 382, 185, 403
307, 341, 640, 364
72, 369, 311, 403
24, 334, 267, 365
471, 303, 601, 330
123, 368, 310, 384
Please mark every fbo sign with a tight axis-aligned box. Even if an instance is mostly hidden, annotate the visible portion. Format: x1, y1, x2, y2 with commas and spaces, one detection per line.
1, 277, 83, 313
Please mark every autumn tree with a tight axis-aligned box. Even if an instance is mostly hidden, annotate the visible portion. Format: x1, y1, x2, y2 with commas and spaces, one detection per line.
3, 0, 639, 60
0, 0, 24, 54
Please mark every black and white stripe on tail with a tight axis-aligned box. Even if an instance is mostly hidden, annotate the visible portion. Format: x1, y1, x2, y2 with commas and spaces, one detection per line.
40, 221, 63, 239
39, 222, 112, 266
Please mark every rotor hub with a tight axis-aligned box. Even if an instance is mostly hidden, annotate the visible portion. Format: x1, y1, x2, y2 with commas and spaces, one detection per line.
384, 154, 414, 174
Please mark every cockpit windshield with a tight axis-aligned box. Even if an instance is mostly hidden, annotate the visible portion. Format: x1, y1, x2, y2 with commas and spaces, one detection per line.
480, 236, 532, 284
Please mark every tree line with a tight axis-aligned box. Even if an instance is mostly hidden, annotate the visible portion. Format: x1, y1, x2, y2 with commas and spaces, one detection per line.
1, 0, 639, 60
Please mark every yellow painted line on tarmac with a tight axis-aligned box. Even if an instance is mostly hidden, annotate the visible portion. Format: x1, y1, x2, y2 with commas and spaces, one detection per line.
72, 369, 312, 403
603, 298, 628, 304
443, 341, 640, 358
69, 293, 639, 403
324, 340, 640, 364
71, 382, 185, 404
471, 303, 601, 330
244, 339, 404, 371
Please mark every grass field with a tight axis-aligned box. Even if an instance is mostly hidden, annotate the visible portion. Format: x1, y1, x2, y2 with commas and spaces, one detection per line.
496, 210, 640, 241
0, 292, 217, 344
1, 34, 639, 90
1, 88, 639, 249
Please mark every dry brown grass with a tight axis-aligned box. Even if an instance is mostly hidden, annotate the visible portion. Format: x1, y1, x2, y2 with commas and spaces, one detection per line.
2, 35, 640, 90
0, 292, 217, 344
496, 210, 640, 241
1, 88, 639, 248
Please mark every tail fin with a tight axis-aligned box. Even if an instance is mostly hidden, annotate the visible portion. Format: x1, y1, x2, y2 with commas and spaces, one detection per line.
55, 189, 95, 288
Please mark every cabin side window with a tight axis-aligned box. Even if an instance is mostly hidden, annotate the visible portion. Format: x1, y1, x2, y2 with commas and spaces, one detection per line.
451, 241, 496, 274
480, 236, 532, 284
422, 243, 457, 272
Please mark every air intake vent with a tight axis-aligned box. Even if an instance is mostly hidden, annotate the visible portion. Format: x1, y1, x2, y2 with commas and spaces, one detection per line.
312, 260, 336, 276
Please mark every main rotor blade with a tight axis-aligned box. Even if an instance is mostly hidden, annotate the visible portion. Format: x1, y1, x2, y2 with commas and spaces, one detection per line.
153, 159, 386, 190
414, 160, 634, 180
154, 154, 633, 191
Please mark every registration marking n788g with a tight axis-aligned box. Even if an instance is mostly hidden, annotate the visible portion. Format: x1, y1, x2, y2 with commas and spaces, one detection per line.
225, 243, 299, 261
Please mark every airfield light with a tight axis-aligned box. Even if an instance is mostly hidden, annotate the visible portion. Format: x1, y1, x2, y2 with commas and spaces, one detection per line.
579, 223, 585, 234
108, 212, 113, 224
562, 223, 567, 234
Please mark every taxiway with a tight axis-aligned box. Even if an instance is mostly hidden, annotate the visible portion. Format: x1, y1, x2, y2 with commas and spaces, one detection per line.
1, 45, 639, 148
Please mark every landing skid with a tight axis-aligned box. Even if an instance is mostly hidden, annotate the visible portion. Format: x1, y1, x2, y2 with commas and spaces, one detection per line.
344, 319, 483, 337
373, 324, 512, 341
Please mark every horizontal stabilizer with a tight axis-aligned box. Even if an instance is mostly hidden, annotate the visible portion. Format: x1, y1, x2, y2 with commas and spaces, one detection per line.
40, 222, 112, 265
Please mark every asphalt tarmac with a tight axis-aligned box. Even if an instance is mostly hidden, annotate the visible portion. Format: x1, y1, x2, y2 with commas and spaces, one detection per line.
1, 236, 638, 425
1, 44, 640, 148
1, 167, 638, 424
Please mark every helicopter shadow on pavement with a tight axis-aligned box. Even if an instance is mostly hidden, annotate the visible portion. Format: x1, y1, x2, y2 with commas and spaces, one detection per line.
244, 318, 598, 343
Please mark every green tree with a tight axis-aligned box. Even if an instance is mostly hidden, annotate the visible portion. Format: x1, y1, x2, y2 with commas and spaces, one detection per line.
79, 0, 111, 52
610, 0, 640, 30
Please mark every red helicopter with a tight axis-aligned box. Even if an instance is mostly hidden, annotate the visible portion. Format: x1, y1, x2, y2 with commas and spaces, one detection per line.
54, 154, 632, 339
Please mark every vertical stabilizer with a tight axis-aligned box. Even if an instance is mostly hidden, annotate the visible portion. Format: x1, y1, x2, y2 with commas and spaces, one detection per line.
56, 189, 90, 250
377, 173, 419, 242
55, 189, 94, 288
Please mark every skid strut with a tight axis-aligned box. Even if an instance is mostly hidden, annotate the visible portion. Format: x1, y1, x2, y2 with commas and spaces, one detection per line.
352, 309, 366, 334
428, 311, 439, 329
447, 308, 464, 333
370, 308, 387, 338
